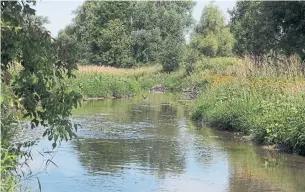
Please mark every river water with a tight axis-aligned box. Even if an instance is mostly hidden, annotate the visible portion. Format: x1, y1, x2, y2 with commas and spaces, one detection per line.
22, 93, 305, 192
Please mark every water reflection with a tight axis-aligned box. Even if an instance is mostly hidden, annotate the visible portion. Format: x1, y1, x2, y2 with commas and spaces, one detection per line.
72, 93, 186, 178
23, 93, 305, 192
73, 138, 186, 177
193, 124, 305, 192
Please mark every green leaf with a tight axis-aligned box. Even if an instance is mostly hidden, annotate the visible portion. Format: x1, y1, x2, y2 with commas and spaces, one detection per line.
52, 142, 57, 149
42, 129, 49, 137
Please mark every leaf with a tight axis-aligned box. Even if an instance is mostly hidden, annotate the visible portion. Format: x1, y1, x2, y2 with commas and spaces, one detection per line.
54, 134, 58, 143
46, 159, 58, 168
42, 129, 49, 137
52, 142, 57, 149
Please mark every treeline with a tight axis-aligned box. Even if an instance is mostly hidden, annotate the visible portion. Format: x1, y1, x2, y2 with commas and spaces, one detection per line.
60, 1, 305, 71
59, 1, 194, 71
230, 1, 305, 58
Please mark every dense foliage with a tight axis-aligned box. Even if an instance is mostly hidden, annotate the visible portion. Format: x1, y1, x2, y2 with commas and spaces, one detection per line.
1, 1, 81, 190
1, 0, 82, 144
191, 3, 234, 57
59, 1, 305, 66
191, 64, 305, 155
229, 1, 305, 58
2, 1, 305, 190
60, 1, 195, 71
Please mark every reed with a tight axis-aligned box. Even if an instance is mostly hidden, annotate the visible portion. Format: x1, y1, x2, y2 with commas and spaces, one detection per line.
191, 55, 305, 155
227, 54, 305, 78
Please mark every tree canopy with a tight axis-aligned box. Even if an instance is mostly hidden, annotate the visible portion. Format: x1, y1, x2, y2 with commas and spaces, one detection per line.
229, 1, 305, 58
61, 1, 195, 71
191, 2, 234, 57
1, 0, 81, 152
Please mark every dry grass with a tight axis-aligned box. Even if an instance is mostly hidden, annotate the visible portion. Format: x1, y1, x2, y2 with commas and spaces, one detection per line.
228, 54, 305, 78
192, 56, 305, 95
77, 65, 161, 77
282, 81, 305, 94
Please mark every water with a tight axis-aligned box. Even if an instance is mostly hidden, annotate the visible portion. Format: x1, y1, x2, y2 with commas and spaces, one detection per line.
22, 93, 305, 192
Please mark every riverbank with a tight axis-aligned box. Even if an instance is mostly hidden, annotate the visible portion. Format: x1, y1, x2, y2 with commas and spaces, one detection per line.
189, 55, 305, 155
72, 55, 305, 155
21, 93, 305, 192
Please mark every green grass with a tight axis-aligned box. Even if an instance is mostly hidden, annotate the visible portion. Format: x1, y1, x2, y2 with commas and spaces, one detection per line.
184, 55, 305, 155
71, 57, 241, 99
137, 69, 187, 91
69, 72, 141, 98
191, 78, 305, 155
71, 56, 305, 155
136, 57, 240, 92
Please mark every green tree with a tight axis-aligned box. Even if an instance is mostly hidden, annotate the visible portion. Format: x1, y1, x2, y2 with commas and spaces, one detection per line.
131, 29, 162, 64
156, 1, 195, 72
57, 24, 85, 64
229, 1, 268, 56
62, 1, 195, 69
99, 19, 134, 67
1, 1, 82, 189
130, 2, 161, 64
229, 1, 305, 58
71, 1, 134, 65
192, 33, 219, 57
195, 2, 225, 35
191, 3, 234, 57
160, 37, 183, 72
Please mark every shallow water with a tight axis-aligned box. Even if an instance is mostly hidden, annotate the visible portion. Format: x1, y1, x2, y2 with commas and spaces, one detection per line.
22, 93, 305, 192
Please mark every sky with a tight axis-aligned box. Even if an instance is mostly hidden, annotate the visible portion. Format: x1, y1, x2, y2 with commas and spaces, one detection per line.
35, 0, 236, 37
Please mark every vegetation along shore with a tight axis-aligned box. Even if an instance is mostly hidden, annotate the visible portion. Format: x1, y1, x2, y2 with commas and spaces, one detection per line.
1, 1, 305, 191
63, 1, 305, 155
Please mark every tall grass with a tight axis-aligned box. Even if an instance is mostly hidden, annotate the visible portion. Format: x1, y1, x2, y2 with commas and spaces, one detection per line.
69, 72, 141, 98
73, 57, 305, 155
73, 64, 192, 98
73, 58, 242, 98
191, 55, 305, 155
227, 54, 305, 78
135, 57, 241, 92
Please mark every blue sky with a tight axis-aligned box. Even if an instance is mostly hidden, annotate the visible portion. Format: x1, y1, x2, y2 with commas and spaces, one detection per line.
35, 0, 236, 37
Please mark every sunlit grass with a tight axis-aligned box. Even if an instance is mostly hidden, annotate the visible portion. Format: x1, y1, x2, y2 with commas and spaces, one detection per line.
77, 65, 161, 77
191, 55, 305, 155
71, 65, 162, 98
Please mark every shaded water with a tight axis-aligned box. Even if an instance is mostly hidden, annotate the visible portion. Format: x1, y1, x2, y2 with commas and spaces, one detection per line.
23, 93, 305, 192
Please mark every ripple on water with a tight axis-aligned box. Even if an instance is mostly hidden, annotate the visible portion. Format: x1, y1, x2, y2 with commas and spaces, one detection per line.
73, 114, 156, 139
17, 93, 305, 192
